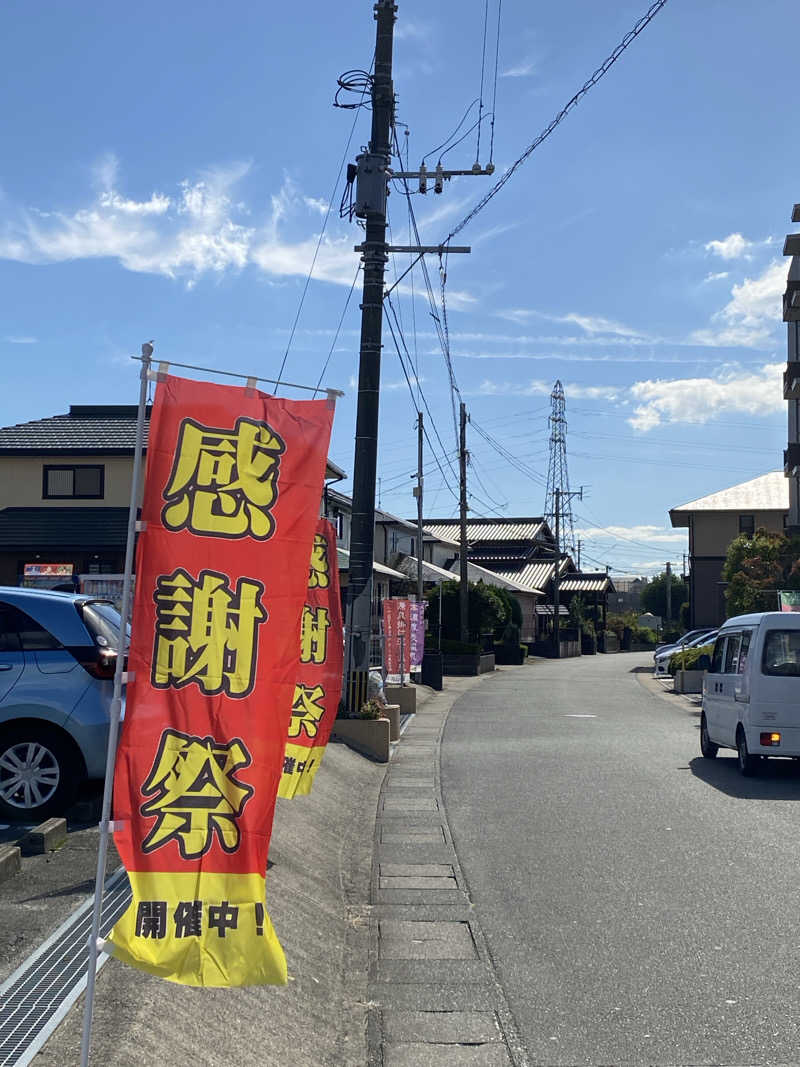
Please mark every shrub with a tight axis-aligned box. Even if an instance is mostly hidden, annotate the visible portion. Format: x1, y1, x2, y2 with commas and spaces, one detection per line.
425, 580, 508, 643
359, 699, 385, 720
668, 641, 714, 676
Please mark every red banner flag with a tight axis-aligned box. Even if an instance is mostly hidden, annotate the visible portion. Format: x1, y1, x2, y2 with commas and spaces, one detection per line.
278, 518, 344, 798
107, 375, 333, 986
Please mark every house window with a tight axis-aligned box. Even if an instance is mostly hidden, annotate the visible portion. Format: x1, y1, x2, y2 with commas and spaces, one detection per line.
332, 511, 344, 539
43, 465, 104, 500
738, 514, 755, 535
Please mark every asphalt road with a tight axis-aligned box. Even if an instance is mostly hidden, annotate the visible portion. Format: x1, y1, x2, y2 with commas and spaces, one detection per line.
441, 652, 800, 1067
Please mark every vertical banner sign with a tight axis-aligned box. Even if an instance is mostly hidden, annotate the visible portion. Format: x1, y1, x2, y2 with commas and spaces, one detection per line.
409, 600, 425, 672
384, 599, 411, 683
107, 375, 333, 986
278, 518, 344, 798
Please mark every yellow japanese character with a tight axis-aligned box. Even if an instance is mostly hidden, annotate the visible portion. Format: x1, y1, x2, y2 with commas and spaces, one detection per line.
140, 729, 254, 859
288, 684, 326, 739
162, 416, 285, 539
300, 606, 330, 665
308, 534, 330, 589
152, 568, 267, 697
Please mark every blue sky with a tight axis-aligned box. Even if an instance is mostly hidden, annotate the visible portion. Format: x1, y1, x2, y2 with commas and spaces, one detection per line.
1, 0, 796, 575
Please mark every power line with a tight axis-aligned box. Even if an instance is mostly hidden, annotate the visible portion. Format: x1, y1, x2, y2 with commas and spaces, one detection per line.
489, 0, 502, 163
443, 0, 670, 243
277, 52, 374, 382
313, 265, 361, 395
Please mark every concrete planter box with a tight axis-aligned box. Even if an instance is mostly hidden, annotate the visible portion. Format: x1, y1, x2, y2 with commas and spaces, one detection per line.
384, 685, 416, 716
384, 704, 401, 741
331, 717, 390, 762
442, 652, 496, 676
674, 669, 705, 694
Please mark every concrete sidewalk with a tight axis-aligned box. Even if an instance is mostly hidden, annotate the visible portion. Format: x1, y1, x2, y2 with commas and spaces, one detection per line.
368, 668, 530, 1067
34, 741, 385, 1067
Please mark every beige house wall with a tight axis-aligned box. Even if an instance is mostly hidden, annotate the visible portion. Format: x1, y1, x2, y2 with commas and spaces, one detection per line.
692, 509, 786, 556
0, 454, 140, 509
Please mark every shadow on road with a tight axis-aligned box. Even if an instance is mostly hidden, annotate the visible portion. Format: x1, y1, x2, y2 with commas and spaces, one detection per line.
689, 754, 800, 800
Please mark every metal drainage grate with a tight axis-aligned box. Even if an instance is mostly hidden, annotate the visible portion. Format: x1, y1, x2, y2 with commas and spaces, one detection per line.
0, 867, 131, 1066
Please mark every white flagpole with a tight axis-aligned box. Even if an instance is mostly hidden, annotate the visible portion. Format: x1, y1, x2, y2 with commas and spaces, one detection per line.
80, 343, 152, 1067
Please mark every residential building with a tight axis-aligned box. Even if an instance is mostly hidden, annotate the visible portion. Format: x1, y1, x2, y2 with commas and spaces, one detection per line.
0, 404, 346, 589
669, 471, 788, 628
421, 516, 615, 639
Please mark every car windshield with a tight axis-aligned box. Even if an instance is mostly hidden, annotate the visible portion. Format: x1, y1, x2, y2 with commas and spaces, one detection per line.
79, 600, 131, 650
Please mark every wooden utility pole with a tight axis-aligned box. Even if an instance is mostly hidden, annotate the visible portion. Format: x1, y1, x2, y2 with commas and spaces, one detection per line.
459, 401, 469, 642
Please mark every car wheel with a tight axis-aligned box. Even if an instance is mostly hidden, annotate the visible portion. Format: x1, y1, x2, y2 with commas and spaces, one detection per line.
700, 714, 718, 759
736, 727, 759, 778
0, 725, 80, 821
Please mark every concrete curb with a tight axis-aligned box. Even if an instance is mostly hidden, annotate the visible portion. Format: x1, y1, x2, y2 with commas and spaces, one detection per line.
19, 818, 68, 856
0, 844, 21, 886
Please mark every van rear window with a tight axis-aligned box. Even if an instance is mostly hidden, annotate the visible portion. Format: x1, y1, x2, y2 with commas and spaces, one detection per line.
762, 630, 800, 676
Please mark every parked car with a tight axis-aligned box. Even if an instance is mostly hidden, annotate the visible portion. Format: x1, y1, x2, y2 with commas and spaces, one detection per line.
653, 629, 717, 676
654, 628, 715, 657
700, 611, 800, 776
0, 587, 127, 820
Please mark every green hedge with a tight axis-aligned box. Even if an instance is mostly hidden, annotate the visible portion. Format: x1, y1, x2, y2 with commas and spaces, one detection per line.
668, 641, 714, 676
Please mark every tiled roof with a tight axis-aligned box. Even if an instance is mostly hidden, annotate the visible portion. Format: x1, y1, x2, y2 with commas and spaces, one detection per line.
396, 554, 543, 595
335, 546, 407, 580
0, 508, 129, 549
0, 406, 151, 454
670, 471, 787, 525
423, 518, 548, 543
559, 573, 616, 594
477, 557, 571, 593
0, 404, 346, 478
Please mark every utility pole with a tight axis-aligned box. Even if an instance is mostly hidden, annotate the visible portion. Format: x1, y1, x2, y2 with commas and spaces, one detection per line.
415, 411, 424, 603
577, 538, 582, 570
665, 561, 672, 623
344, 0, 396, 713
553, 487, 561, 656
459, 402, 469, 642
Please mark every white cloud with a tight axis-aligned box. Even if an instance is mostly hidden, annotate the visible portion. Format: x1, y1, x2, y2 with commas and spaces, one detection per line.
627, 361, 783, 431
496, 307, 650, 341
501, 60, 536, 78
691, 259, 786, 347
575, 524, 687, 544
476, 378, 620, 400
705, 232, 753, 260
99, 190, 170, 216
0, 160, 365, 290
3, 335, 37, 344
702, 271, 729, 283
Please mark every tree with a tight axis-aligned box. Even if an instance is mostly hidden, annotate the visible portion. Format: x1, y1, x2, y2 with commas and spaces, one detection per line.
722, 528, 800, 616
640, 571, 688, 620
425, 580, 508, 643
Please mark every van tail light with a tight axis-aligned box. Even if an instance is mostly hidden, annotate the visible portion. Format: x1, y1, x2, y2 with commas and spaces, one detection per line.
760, 732, 781, 747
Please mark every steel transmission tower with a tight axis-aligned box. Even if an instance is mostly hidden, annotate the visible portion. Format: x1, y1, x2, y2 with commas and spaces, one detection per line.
544, 380, 576, 556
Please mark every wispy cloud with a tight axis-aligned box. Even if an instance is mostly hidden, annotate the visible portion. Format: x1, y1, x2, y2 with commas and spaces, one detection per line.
501, 60, 536, 78
575, 524, 688, 545
702, 271, 729, 284
3, 335, 37, 344
496, 307, 650, 341
475, 378, 620, 401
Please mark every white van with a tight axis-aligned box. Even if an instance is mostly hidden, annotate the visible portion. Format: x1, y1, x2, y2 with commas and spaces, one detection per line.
700, 611, 800, 776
